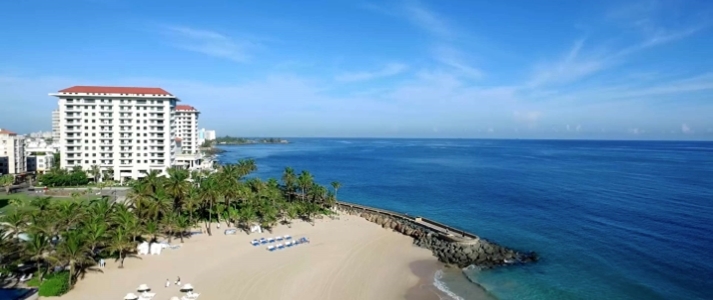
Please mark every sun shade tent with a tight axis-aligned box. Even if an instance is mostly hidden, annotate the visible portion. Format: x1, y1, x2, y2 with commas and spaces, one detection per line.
180, 284, 194, 292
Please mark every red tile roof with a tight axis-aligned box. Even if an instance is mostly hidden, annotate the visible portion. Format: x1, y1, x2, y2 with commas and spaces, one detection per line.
176, 105, 197, 111
59, 86, 172, 95
0, 129, 17, 136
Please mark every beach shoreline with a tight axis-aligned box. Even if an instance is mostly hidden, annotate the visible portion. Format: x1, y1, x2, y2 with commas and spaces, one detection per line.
57, 213, 450, 300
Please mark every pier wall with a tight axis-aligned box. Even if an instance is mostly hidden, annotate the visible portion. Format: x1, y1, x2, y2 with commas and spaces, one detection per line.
335, 201, 538, 269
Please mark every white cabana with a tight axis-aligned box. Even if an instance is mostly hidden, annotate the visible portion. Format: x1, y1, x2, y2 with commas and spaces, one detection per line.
124, 292, 139, 300
179, 283, 194, 292
137, 242, 150, 255
250, 224, 262, 233
149, 242, 162, 255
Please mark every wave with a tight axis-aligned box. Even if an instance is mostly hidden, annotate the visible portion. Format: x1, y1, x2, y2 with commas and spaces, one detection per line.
434, 270, 465, 300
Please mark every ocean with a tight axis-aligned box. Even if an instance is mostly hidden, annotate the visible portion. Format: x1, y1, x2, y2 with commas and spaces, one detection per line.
217, 139, 713, 300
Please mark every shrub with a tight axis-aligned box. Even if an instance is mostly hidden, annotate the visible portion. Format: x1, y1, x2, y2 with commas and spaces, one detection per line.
38, 271, 70, 297
25, 274, 41, 287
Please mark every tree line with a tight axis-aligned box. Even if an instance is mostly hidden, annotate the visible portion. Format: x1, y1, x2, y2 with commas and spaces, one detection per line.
0, 159, 341, 295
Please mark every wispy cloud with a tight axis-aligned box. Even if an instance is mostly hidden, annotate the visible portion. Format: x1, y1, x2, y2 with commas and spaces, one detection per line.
160, 25, 258, 63
401, 1, 455, 40
335, 63, 408, 82
527, 39, 607, 87
432, 45, 483, 79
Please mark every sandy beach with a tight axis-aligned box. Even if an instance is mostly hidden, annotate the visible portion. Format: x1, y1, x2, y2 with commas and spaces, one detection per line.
57, 214, 446, 300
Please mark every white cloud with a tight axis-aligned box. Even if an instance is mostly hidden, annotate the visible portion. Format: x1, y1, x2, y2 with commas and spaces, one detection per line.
681, 123, 693, 134
513, 111, 542, 124
401, 1, 455, 40
160, 25, 258, 63
527, 39, 607, 87
335, 63, 408, 82
432, 45, 483, 78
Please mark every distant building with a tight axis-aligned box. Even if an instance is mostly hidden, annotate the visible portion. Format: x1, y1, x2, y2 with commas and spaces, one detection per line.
175, 105, 199, 154
49, 86, 179, 182
0, 128, 27, 175
26, 154, 54, 174
197, 128, 216, 147
205, 130, 216, 141
52, 109, 60, 142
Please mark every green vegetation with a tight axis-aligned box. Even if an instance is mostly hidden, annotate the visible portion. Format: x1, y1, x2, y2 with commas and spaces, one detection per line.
37, 166, 90, 187
0, 159, 340, 293
38, 271, 70, 296
211, 136, 289, 145
1, 174, 14, 193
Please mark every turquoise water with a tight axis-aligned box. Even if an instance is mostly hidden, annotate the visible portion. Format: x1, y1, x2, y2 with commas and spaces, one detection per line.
217, 139, 713, 300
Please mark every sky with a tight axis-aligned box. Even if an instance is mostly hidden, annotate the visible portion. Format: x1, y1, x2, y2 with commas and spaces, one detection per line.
1, 0, 712, 140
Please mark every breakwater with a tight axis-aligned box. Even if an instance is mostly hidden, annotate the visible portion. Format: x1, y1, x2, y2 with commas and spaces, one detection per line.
336, 201, 538, 269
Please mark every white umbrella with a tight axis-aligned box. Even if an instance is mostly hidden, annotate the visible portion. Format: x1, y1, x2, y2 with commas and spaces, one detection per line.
180, 283, 194, 292
136, 284, 150, 292
124, 293, 138, 300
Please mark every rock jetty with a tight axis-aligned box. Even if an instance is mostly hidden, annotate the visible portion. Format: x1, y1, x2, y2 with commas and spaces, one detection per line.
337, 203, 538, 269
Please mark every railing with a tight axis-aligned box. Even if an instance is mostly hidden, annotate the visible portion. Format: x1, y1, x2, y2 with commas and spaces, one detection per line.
336, 200, 479, 240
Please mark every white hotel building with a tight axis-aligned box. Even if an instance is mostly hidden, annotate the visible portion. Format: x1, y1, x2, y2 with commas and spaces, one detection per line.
0, 129, 26, 176
50, 86, 178, 182
175, 105, 199, 154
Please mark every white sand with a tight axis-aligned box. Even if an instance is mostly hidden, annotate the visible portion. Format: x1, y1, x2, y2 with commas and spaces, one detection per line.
58, 214, 440, 300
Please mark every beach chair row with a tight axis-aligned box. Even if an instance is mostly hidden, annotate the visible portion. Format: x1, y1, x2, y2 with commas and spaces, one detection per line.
250, 235, 292, 246
266, 237, 310, 251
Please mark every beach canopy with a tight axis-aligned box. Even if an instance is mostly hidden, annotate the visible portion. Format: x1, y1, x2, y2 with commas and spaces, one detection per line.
136, 284, 150, 291
180, 283, 194, 292
124, 293, 138, 300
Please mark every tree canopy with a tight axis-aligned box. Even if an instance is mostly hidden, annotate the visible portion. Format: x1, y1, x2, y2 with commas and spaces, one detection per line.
0, 159, 339, 295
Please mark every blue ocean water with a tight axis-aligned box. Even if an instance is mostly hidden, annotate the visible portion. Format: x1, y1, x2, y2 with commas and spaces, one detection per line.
217, 139, 713, 300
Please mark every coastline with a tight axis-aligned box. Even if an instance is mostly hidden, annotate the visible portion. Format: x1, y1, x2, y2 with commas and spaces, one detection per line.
57, 214, 446, 300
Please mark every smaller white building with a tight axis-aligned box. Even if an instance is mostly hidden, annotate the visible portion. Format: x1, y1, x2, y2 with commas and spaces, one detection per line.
0, 129, 27, 175
27, 154, 55, 174
176, 105, 199, 154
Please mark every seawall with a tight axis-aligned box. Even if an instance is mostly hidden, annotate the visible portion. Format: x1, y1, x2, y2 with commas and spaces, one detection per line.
335, 201, 538, 269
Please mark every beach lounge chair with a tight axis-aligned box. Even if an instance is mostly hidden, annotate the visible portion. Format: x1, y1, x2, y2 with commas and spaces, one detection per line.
276, 236, 283, 241
251, 239, 259, 246
224, 229, 237, 235
284, 235, 291, 240
285, 241, 293, 247
267, 245, 275, 251
141, 291, 156, 298
268, 237, 275, 243
260, 238, 267, 244
277, 243, 284, 249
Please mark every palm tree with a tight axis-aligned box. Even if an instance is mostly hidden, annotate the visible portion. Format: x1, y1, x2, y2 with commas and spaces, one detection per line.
144, 220, 161, 243
0, 174, 14, 193
0, 211, 26, 239
281, 167, 296, 199
88, 164, 101, 183
175, 215, 191, 243
297, 171, 314, 201
82, 221, 108, 255
330, 181, 341, 201
25, 232, 51, 281
55, 230, 95, 288
165, 167, 190, 211
106, 228, 134, 269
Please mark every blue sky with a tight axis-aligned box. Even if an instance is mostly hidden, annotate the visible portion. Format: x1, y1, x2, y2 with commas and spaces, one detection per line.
1, 0, 712, 139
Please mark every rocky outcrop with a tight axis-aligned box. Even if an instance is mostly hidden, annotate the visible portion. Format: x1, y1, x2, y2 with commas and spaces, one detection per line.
338, 205, 538, 269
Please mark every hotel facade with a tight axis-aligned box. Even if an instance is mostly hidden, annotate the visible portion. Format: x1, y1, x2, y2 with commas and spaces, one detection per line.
0, 129, 26, 176
50, 86, 178, 182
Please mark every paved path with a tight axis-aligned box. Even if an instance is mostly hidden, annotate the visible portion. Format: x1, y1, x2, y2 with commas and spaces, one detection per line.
337, 201, 477, 242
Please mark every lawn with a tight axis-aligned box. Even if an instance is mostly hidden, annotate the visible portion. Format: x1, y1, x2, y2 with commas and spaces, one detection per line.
0, 193, 101, 213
